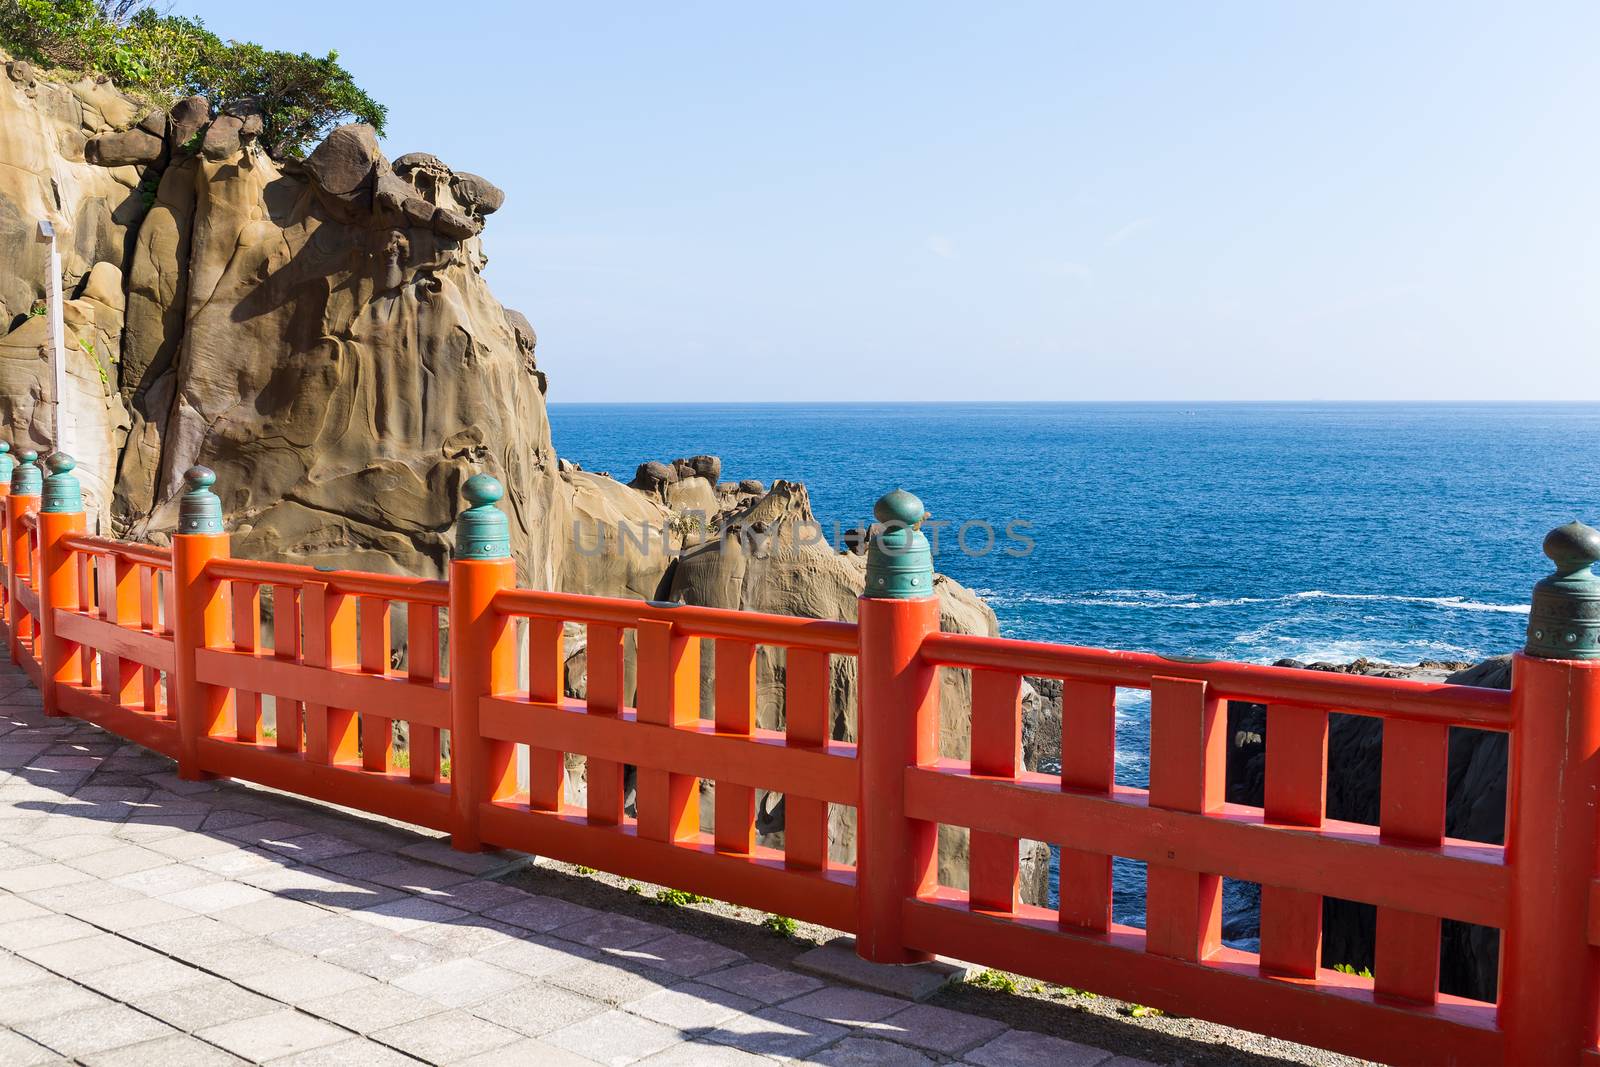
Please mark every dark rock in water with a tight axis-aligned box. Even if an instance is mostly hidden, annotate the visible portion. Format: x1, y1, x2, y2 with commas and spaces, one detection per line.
1226, 654, 1511, 1001
738, 478, 765, 494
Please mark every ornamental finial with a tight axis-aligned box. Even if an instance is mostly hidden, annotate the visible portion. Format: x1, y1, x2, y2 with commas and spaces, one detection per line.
1526, 521, 1600, 660
41, 453, 80, 514
864, 488, 934, 599
10, 449, 40, 496
178, 466, 224, 535
0, 442, 13, 487
454, 472, 509, 561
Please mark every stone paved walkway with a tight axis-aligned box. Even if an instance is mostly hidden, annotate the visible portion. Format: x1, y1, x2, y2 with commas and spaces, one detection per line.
0, 660, 1159, 1066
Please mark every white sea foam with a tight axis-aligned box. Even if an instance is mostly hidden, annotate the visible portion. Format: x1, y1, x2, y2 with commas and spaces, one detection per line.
986, 587, 1528, 615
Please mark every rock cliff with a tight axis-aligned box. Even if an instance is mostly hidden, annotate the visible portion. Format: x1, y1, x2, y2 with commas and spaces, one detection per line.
0, 58, 1043, 903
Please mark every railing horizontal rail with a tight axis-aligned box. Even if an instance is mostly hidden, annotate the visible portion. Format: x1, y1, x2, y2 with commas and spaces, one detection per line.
59, 532, 172, 570
481, 695, 858, 804
907, 763, 1507, 928
480, 802, 857, 930
493, 588, 858, 652
196, 648, 448, 728
54, 610, 173, 672
205, 559, 449, 604
903, 892, 1500, 1066
922, 631, 1512, 729
56, 684, 177, 755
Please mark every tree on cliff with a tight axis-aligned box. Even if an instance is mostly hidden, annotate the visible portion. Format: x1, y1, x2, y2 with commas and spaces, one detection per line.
0, 0, 385, 156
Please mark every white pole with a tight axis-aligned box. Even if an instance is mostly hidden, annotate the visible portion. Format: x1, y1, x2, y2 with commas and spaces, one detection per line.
37, 220, 67, 458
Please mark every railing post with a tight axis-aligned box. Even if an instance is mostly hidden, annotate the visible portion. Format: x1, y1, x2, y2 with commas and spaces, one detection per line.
7, 451, 40, 667
448, 473, 516, 852
37, 454, 86, 715
1501, 521, 1600, 1064
856, 488, 940, 964
0, 442, 14, 629
170, 467, 231, 780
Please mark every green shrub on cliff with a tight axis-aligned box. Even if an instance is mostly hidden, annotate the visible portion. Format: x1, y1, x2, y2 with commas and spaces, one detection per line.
0, 0, 385, 157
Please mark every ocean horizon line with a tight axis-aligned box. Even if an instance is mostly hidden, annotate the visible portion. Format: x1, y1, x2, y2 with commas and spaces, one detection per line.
548, 398, 1600, 408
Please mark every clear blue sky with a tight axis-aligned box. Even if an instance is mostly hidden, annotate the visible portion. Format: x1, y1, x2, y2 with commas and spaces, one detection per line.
195, 1, 1598, 402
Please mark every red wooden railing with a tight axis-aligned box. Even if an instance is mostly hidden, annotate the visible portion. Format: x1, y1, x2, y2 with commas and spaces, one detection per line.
2, 468, 1597, 1065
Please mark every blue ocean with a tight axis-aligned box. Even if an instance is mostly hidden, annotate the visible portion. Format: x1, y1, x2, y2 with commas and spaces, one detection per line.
548, 402, 1600, 934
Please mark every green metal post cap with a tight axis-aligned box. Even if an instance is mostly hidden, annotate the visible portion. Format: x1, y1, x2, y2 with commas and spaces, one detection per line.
178, 465, 224, 535
454, 472, 510, 561
864, 488, 934, 599
1526, 521, 1600, 660
0, 442, 12, 487
41, 453, 81, 514
10, 449, 40, 496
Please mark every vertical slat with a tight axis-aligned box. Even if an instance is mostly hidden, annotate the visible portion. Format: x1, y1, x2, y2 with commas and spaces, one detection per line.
272, 585, 302, 752
1259, 702, 1329, 977
1058, 680, 1116, 931
231, 582, 262, 742
302, 581, 358, 765
1145, 675, 1224, 961
1375, 717, 1448, 1002
527, 616, 566, 809
969, 669, 1022, 913
713, 639, 756, 854
784, 648, 831, 870
358, 597, 392, 771
75, 553, 94, 684
139, 565, 162, 715
585, 623, 626, 825
405, 602, 441, 782
635, 619, 700, 843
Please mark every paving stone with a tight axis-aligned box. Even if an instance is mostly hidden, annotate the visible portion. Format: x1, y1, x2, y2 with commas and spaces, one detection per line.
130, 979, 282, 1032
402, 917, 523, 957
474, 933, 587, 977
265, 1037, 420, 1066
554, 911, 672, 951
79, 1034, 246, 1066
25, 834, 124, 861
259, 833, 365, 864
190, 847, 286, 877
964, 1029, 1115, 1067
0, 912, 97, 950
244, 868, 401, 909
349, 894, 469, 933
545, 956, 674, 1005
161, 881, 273, 914
216, 820, 315, 846
267, 915, 379, 956
469, 981, 605, 1036
211, 896, 328, 935
544, 1008, 682, 1066
636, 1039, 774, 1065
397, 839, 526, 876
372, 1008, 524, 1063
0, 894, 50, 923
615, 931, 745, 977
306, 850, 407, 881
22, 878, 139, 913
425, 879, 530, 914
68, 896, 196, 931
393, 957, 524, 1007
698, 961, 825, 1005
454, 1037, 596, 1066
318, 932, 454, 981
623, 981, 760, 1031
15, 1001, 179, 1056
793, 936, 975, 1001
369, 861, 471, 893
238, 958, 376, 1003
0, 862, 94, 893
124, 916, 241, 954
814, 1035, 938, 1066
482, 894, 600, 933
876, 1003, 1009, 1053
0, 1028, 61, 1065
65, 845, 170, 879
19, 931, 160, 976
111, 862, 220, 897
704, 1006, 849, 1058
146, 834, 241, 861
78, 954, 213, 999
0, 951, 51, 989
299, 983, 446, 1032
197, 1009, 349, 1060
782, 985, 912, 1026
178, 937, 306, 979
